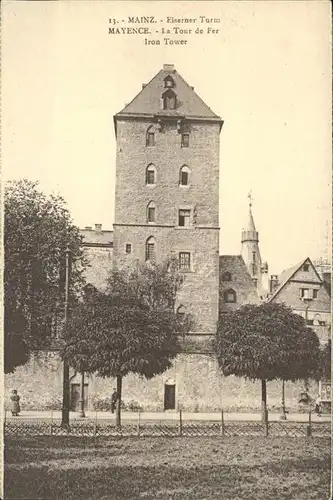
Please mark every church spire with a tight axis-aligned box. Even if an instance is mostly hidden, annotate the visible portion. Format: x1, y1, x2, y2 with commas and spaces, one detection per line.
241, 192, 269, 296
241, 191, 258, 243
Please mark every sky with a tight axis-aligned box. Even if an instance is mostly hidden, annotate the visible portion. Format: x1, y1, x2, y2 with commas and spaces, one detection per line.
2, 0, 332, 275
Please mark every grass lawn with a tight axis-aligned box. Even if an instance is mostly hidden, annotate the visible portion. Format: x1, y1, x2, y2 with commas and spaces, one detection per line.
4, 436, 331, 500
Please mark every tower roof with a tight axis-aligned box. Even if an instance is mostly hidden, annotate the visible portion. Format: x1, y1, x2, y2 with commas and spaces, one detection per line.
246, 205, 257, 232
114, 64, 222, 124
241, 199, 259, 243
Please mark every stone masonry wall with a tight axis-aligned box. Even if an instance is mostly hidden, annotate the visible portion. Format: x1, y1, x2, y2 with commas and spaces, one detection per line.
5, 351, 319, 413
114, 120, 220, 227
113, 118, 221, 333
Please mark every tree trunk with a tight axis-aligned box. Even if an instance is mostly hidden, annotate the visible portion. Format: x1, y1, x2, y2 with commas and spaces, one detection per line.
261, 378, 267, 423
116, 374, 122, 428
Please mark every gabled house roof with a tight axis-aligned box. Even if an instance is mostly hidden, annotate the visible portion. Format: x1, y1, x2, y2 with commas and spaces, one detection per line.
268, 257, 323, 302
114, 65, 222, 124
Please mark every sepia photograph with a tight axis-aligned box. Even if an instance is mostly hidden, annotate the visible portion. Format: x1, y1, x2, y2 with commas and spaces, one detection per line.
2, 1, 332, 499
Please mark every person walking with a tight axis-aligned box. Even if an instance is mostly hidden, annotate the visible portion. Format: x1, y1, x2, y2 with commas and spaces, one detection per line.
314, 394, 321, 416
10, 389, 21, 417
111, 388, 118, 414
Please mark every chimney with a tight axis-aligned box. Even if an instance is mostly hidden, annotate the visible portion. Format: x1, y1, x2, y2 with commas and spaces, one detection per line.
95, 223, 102, 232
270, 275, 279, 293
163, 64, 174, 72
142, 83, 147, 89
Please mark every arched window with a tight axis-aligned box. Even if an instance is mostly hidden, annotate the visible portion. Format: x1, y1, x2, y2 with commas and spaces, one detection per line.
164, 75, 175, 88
146, 125, 156, 147
177, 305, 186, 317
224, 289, 236, 303
145, 236, 156, 261
162, 89, 176, 110
222, 272, 231, 282
147, 201, 156, 223
179, 165, 191, 186
147, 201, 156, 222
146, 164, 156, 185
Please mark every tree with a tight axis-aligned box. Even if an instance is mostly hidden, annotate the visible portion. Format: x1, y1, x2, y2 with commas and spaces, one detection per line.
60, 260, 194, 426
317, 339, 331, 381
214, 302, 320, 421
5, 179, 86, 373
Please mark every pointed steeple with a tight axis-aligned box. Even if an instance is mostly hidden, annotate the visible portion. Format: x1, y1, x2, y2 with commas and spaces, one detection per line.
247, 205, 256, 231
240, 192, 269, 296
241, 192, 258, 244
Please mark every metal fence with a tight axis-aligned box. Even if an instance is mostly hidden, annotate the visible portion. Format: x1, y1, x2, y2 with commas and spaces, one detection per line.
4, 411, 331, 438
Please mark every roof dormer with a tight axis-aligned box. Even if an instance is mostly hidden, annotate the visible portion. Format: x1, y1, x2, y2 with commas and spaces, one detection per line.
164, 75, 175, 88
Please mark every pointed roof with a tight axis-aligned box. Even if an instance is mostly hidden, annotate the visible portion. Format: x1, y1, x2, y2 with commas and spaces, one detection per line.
268, 257, 323, 301
115, 64, 222, 123
241, 202, 259, 243
247, 206, 256, 232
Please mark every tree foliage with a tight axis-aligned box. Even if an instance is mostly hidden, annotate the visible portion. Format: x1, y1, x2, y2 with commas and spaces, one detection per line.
60, 260, 194, 424
5, 179, 86, 373
214, 303, 320, 382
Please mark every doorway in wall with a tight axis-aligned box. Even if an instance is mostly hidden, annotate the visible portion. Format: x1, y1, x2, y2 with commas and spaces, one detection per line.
164, 380, 176, 410
70, 383, 88, 411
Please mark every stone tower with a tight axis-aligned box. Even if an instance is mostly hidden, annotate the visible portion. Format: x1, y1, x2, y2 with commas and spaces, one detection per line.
113, 64, 223, 334
241, 198, 268, 295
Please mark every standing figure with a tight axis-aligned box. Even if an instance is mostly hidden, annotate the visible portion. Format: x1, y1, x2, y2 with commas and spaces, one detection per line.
10, 389, 21, 417
111, 388, 118, 414
315, 394, 321, 416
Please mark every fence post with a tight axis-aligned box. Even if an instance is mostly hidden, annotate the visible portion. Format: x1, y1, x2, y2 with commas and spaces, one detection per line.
137, 410, 141, 436
49, 410, 53, 436
179, 409, 183, 436
307, 410, 312, 437
220, 409, 225, 437
264, 408, 269, 437
94, 411, 98, 438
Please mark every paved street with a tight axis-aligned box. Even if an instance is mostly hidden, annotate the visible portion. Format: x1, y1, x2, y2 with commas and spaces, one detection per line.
5, 410, 330, 422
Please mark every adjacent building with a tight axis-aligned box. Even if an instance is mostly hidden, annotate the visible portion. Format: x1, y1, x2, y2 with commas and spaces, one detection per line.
268, 257, 331, 345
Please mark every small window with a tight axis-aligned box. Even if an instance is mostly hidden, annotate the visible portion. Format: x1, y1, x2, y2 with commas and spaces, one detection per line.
300, 288, 310, 299
314, 314, 321, 326
181, 134, 189, 148
146, 165, 156, 185
303, 263, 310, 272
177, 305, 186, 317
147, 208, 155, 223
164, 75, 175, 88
179, 165, 190, 186
147, 201, 156, 223
146, 237, 156, 261
224, 289, 236, 303
162, 89, 176, 110
178, 209, 191, 227
181, 171, 188, 185
125, 244, 132, 254
146, 126, 155, 147
313, 289, 318, 299
179, 252, 191, 270
222, 272, 231, 282
306, 319, 314, 326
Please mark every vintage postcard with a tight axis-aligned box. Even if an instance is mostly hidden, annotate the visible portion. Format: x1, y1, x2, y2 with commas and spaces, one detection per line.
2, 1, 331, 499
